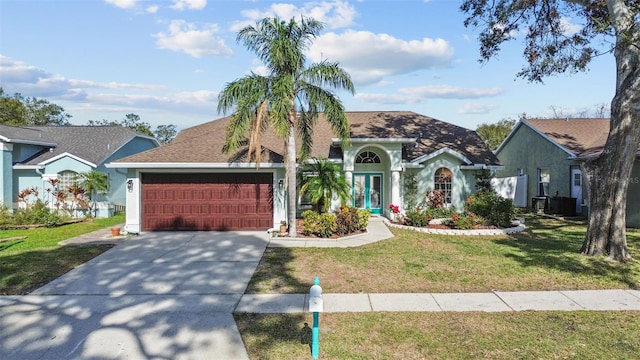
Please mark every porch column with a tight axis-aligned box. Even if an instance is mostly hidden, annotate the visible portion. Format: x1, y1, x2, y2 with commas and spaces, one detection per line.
391, 170, 401, 208
344, 171, 352, 186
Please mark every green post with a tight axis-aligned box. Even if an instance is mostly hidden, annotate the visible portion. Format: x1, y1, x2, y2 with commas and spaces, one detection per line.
310, 276, 321, 359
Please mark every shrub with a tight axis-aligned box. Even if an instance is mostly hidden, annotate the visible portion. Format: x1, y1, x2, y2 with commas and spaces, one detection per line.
336, 206, 371, 234
0, 205, 14, 226
445, 212, 484, 230
403, 209, 431, 227
13, 199, 64, 227
356, 209, 371, 231
301, 210, 337, 238
465, 190, 515, 228
336, 206, 359, 235
301, 210, 320, 236
316, 213, 337, 238
425, 190, 446, 208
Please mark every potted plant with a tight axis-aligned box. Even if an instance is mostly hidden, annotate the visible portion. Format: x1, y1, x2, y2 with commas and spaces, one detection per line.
111, 227, 121, 237
279, 220, 287, 234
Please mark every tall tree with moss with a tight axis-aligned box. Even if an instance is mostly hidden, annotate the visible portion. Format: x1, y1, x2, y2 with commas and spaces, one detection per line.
218, 16, 354, 236
461, 0, 638, 262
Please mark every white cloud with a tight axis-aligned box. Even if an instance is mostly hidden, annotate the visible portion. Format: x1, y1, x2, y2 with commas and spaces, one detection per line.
231, 0, 357, 32
457, 103, 499, 114
403, 85, 503, 99
146, 5, 159, 14
0, 56, 217, 128
104, 0, 137, 9
0, 55, 164, 99
170, 0, 207, 11
356, 85, 503, 105
560, 17, 582, 36
308, 30, 454, 85
153, 20, 232, 58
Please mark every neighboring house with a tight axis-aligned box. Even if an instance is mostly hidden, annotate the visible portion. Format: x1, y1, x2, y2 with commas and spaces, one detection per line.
107, 111, 501, 233
1, 124, 159, 214
495, 118, 640, 227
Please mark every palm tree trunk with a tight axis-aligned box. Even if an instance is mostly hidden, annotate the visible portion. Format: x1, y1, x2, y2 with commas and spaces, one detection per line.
286, 110, 298, 236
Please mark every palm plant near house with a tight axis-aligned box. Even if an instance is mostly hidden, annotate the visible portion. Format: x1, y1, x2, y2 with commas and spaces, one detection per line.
218, 16, 354, 236
298, 157, 351, 213
75, 170, 109, 217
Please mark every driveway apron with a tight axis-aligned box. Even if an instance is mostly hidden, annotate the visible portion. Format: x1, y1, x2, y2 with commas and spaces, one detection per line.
0, 231, 270, 360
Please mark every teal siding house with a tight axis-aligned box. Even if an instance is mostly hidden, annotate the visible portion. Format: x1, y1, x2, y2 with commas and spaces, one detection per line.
1, 125, 158, 215
108, 111, 502, 233
496, 118, 640, 227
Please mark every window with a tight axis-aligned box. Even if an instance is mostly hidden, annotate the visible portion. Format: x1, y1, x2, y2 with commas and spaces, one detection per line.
537, 168, 550, 196
58, 170, 78, 190
355, 151, 380, 164
434, 167, 452, 204
573, 172, 581, 187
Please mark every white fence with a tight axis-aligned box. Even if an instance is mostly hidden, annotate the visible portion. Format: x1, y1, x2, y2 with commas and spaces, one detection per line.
491, 175, 528, 208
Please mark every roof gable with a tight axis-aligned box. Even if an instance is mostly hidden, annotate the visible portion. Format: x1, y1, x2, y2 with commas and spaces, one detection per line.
524, 118, 611, 158
12, 126, 157, 167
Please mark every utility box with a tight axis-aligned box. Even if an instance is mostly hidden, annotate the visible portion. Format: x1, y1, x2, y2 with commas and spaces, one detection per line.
309, 284, 323, 313
94, 202, 115, 218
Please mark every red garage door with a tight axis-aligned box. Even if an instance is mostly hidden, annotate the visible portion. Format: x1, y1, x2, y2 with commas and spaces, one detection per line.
141, 173, 273, 231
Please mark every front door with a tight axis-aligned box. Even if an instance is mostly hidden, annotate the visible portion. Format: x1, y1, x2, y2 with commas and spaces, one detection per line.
353, 173, 382, 214
571, 168, 583, 214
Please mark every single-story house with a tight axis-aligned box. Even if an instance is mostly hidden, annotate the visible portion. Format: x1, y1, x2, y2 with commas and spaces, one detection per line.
1, 124, 159, 214
107, 111, 502, 233
495, 118, 640, 227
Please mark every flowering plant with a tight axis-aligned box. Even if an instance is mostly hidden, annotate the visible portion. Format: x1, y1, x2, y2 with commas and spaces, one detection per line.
389, 204, 400, 214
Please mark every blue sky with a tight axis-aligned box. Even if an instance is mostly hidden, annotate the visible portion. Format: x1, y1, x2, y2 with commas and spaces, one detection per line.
0, 0, 614, 131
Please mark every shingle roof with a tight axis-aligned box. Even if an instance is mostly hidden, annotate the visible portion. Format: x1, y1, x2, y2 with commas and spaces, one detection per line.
524, 118, 615, 157
6, 126, 155, 166
116, 111, 500, 166
0, 124, 57, 145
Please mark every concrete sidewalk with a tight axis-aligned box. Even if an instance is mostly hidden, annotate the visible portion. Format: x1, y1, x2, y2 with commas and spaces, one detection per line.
236, 289, 640, 313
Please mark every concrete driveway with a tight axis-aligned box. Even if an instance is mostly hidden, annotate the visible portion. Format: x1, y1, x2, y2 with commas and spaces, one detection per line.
0, 231, 270, 360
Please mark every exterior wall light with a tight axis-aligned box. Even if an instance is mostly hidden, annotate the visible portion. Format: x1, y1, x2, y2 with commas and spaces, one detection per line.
127, 179, 133, 192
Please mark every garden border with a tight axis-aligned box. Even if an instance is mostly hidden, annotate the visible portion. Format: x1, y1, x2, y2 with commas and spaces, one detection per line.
382, 218, 526, 236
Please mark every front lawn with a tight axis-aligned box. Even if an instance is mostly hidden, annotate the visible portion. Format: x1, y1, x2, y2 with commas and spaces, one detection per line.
240, 215, 640, 359
236, 311, 640, 360
0, 213, 124, 294
246, 215, 640, 293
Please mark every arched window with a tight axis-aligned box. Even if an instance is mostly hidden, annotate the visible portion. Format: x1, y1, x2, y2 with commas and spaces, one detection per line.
356, 150, 380, 164
434, 167, 452, 204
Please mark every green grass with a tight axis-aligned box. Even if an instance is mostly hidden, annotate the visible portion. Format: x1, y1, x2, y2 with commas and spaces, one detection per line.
236, 311, 640, 360
239, 215, 640, 359
0, 213, 124, 294
246, 215, 640, 293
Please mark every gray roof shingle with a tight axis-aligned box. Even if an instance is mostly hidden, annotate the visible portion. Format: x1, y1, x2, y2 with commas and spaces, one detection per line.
116, 111, 500, 166
0, 125, 155, 166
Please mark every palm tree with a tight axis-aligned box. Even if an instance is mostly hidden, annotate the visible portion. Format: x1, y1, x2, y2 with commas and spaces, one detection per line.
218, 16, 354, 235
298, 158, 351, 213
75, 170, 109, 217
